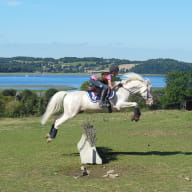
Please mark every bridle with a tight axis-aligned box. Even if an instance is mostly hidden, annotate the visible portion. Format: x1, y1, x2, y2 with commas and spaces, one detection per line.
120, 80, 153, 101
142, 84, 153, 101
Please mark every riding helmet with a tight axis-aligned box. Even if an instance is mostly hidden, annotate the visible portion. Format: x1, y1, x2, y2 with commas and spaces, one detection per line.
109, 65, 119, 73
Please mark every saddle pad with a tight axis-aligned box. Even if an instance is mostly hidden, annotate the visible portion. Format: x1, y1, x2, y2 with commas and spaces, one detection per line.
87, 90, 115, 103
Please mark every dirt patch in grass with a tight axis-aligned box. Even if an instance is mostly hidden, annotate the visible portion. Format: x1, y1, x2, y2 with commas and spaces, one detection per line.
59, 165, 131, 179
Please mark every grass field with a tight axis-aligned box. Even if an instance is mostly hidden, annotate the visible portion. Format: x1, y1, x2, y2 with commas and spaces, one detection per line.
0, 110, 192, 192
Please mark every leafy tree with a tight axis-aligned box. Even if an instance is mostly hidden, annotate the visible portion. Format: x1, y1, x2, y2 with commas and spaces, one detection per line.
44, 88, 58, 102
112, 76, 121, 82
36, 88, 59, 115
0, 94, 20, 117
4, 100, 23, 117
19, 89, 38, 115
185, 70, 192, 98
0, 94, 6, 116
128, 93, 146, 108
2, 89, 17, 96
160, 71, 192, 109
150, 88, 166, 109
129, 59, 192, 74
80, 81, 90, 91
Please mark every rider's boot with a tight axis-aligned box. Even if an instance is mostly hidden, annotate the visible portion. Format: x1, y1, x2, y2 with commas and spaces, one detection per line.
99, 88, 108, 107
107, 102, 112, 113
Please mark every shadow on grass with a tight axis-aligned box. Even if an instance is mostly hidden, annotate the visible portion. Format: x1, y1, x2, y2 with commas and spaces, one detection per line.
63, 147, 192, 164
98, 147, 192, 163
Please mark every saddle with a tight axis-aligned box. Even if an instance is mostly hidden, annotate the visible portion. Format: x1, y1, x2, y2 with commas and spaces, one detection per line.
87, 88, 115, 103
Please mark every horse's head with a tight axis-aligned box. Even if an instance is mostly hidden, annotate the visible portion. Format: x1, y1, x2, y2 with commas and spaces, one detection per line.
140, 80, 153, 106
122, 73, 153, 106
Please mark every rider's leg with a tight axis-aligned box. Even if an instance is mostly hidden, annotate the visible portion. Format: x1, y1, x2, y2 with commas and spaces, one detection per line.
89, 79, 103, 88
89, 79, 109, 107
99, 85, 108, 107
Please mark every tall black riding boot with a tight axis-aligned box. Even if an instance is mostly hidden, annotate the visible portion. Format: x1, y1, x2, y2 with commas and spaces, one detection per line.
99, 88, 108, 107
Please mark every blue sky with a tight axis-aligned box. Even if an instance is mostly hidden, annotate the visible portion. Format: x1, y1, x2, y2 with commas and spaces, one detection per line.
0, 0, 192, 62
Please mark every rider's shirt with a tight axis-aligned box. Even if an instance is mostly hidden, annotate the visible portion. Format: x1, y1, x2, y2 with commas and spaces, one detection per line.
103, 74, 112, 81
91, 75, 100, 81
101, 73, 112, 84
90, 73, 112, 85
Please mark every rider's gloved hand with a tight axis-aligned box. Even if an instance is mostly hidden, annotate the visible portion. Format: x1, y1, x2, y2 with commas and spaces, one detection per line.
118, 83, 123, 88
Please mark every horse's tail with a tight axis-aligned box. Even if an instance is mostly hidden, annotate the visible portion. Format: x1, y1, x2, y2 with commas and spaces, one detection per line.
41, 91, 68, 125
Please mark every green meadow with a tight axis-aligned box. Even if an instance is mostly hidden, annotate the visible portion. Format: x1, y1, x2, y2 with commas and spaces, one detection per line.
0, 110, 192, 192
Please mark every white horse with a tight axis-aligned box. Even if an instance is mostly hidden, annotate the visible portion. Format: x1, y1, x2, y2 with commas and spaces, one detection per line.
41, 73, 153, 142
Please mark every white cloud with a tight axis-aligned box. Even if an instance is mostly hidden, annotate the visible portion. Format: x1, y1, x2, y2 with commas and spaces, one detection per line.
7, 1, 22, 6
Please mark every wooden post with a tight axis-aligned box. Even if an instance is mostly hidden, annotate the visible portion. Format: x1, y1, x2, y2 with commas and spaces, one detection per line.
77, 123, 102, 164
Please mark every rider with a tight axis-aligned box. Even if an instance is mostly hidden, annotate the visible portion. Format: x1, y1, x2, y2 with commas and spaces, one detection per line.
90, 65, 120, 107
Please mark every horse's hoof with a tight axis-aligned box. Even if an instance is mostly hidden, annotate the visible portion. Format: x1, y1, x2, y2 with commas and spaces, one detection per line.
131, 115, 135, 121
47, 137, 53, 143
131, 115, 140, 122
135, 118, 139, 122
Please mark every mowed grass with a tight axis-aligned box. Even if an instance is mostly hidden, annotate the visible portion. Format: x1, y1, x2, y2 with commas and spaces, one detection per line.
0, 110, 192, 192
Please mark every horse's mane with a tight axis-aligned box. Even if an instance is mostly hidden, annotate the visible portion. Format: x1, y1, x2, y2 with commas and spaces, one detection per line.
123, 72, 151, 86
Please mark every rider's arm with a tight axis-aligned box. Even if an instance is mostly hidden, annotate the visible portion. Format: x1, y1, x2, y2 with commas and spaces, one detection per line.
108, 80, 118, 89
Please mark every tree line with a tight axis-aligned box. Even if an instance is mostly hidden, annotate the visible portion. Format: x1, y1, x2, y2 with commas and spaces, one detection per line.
0, 88, 58, 117
129, 59, 192, 74
0, 57, 133, 73
1, 57, 192, 74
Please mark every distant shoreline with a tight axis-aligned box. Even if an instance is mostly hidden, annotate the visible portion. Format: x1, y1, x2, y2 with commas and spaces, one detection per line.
0, 72, 165, 76
0, 72, 89, 75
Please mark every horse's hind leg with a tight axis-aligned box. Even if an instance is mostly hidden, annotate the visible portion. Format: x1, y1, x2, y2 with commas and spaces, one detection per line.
46, 113, 76, 142
46, 123, 58, 141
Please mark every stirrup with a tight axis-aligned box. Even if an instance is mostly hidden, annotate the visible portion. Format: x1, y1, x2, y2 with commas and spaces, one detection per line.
108, 105, 112, 113
99, 102, 105, 108
99, 101, 110, 108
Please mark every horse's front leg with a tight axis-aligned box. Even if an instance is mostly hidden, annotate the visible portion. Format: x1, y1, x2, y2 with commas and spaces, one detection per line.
115, 101, 141, 121
114, 101, 138, 110
131, 107, 141, 121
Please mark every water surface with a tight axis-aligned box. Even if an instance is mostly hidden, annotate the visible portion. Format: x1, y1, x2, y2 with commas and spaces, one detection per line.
0, 74, 165, 90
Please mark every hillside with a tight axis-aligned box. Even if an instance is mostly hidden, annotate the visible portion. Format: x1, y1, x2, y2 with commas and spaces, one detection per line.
0, 57, 192, 74
129, 59, 192, 74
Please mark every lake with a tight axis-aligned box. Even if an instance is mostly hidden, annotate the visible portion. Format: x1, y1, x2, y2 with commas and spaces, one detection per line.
0, 74, 166, 90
